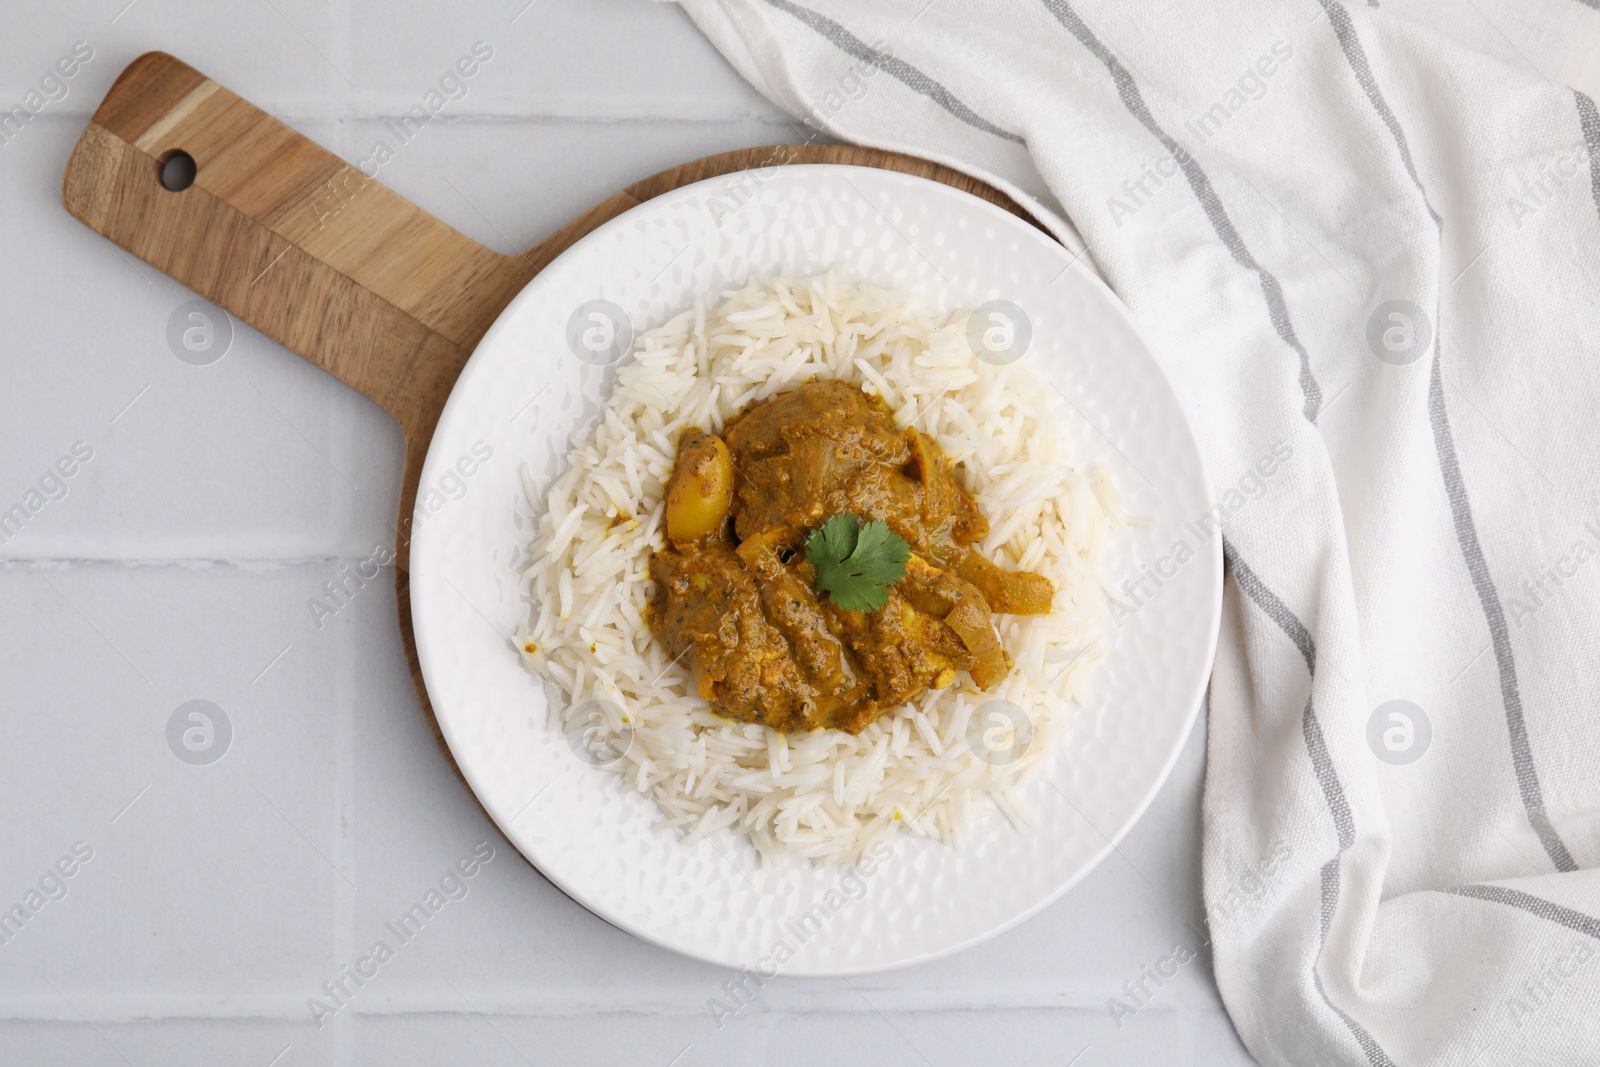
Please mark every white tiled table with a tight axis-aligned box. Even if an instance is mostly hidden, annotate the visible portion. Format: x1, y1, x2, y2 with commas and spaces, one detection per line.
0, 2, 1255, 1063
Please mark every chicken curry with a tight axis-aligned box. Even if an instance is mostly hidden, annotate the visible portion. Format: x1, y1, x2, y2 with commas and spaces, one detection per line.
647, 379, 1054, 734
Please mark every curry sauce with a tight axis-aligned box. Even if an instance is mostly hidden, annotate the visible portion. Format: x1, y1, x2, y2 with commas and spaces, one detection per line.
647, 379, 1054, 734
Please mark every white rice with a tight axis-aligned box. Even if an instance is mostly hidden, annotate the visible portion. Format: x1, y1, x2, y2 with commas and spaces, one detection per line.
516, 271, 1116, 867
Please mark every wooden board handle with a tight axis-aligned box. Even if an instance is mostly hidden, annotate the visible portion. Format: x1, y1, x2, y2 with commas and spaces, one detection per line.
61, 52, 535, 565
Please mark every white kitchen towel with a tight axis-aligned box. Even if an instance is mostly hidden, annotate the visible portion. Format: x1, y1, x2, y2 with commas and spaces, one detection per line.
669, 1, 1600, 1063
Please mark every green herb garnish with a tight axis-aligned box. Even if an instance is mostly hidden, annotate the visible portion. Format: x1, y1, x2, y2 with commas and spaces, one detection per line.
804, 514, 910, 613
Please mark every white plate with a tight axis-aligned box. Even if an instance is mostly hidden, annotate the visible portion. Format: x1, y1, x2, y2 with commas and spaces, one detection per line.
410, 165, 1221, 976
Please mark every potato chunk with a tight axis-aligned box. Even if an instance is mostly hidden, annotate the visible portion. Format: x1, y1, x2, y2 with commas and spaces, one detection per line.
664, 428, 733, 542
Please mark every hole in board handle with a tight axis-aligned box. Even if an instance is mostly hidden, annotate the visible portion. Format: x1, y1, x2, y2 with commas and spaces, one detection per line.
159, 150, 197, 192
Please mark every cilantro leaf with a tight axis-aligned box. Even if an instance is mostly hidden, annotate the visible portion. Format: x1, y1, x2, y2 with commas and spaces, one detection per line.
804, 514, 910, 612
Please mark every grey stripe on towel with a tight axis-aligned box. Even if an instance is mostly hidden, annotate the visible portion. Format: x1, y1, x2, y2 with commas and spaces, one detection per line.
1036, 0, 1324, 421
1576, 92, 1600, 222
1318, 0, 1577, 873
1425, 356, 1577, 872
1225, 541, 1394, 1067
757, 0, 1025, 144
1439, 883, 1600, 941
1317, 861, 1397, 1067
1316, 0, 1438, 225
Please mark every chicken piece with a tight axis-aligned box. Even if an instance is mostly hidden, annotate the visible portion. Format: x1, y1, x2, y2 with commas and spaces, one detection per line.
648, 541, 814, 731
736, 525, 869, 727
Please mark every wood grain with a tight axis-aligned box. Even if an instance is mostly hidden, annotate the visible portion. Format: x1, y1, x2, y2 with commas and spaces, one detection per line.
61, 51, 1045, 736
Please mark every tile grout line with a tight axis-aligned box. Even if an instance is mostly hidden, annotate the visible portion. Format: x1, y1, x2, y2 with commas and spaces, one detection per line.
0, 994, 1217, 1021
17, 107, 806, 126
333, 0, 358, 1057
0, 556, 394, 568
332, 582, 358, 1067
323, 7, 358, 1065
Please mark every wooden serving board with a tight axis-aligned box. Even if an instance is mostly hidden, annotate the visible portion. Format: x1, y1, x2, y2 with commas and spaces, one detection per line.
61, 51, 1043, 735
